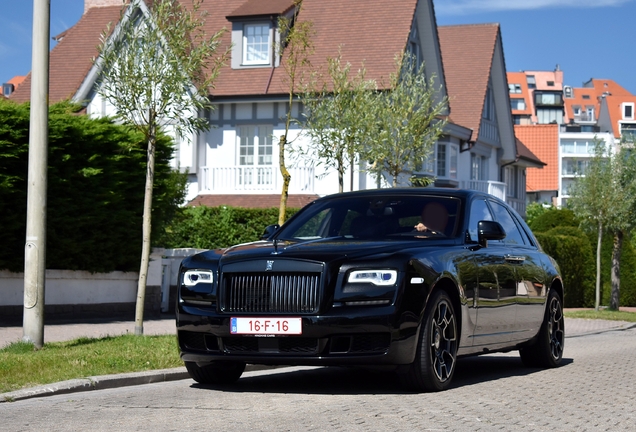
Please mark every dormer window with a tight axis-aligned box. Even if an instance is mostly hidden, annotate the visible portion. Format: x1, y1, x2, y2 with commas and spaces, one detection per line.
227, 0, 295, 70
243, 23, 271, 65
623, 103, 634, 120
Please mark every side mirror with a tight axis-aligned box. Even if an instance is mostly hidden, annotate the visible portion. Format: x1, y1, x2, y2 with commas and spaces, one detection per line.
260, 224, 280, 240
477, 220, 506, 248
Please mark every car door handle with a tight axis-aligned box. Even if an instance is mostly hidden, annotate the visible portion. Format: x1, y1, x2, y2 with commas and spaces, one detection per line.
505, 255, 526, 263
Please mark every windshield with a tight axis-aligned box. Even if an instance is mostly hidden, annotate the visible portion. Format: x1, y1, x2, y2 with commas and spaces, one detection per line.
277, 195, 462, 241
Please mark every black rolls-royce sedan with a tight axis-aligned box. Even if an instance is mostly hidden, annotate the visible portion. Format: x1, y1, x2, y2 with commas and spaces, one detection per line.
176, 188, 564, 391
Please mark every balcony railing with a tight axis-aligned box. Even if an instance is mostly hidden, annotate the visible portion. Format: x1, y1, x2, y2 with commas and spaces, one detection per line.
200, 165, 315, 194
460, 180, 506, 201
460, 180, 526, 216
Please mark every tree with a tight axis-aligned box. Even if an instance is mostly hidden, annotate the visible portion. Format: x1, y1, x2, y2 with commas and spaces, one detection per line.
301, 51, 376, 193
364, 54, 448, 187
276, 0, 314, 225
96, 0, 228, 334
569, 139, 636, 310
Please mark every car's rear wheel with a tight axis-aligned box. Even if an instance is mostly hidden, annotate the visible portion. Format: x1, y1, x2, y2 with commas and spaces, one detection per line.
401, 289, 458, 392
185, 360, 246, 385
519, 290, 565, 368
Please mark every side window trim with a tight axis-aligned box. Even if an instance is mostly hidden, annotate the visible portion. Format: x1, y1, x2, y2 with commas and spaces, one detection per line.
487, 199, 527, 246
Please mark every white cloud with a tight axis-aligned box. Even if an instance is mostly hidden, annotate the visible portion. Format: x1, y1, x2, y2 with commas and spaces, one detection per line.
435, 0, 633, 15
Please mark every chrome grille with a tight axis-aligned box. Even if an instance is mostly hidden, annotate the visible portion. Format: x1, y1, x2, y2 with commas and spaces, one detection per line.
224, 273, 321, 314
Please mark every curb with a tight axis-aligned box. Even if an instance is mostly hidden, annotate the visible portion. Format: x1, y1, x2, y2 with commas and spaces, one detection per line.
0, 364, 279, 403
1, 367, 189, 403
565, 320, 636, 338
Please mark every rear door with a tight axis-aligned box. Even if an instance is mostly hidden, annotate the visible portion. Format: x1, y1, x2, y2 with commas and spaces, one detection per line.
488, 200, 547, 342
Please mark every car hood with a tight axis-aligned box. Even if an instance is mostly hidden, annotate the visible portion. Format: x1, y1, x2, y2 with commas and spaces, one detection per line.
208, 236, 454, 265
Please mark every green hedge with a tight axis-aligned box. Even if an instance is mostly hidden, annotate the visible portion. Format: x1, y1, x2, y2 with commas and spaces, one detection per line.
158, 205, 300, 250
528, 207, 578, 232
529, 206, 636, 307
0, 100, 185, 272
535, 228, 595, 308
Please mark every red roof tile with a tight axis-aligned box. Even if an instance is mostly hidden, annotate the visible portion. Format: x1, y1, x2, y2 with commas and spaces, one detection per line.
507, 71, 533, 116
583, 78, 632, 97
603, 94, 636, 139
438, 24, 499, 139
514, 124, 559, 192
516, 138, 545, 167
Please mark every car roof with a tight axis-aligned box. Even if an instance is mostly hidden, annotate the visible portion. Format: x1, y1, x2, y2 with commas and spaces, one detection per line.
312, 188, 483, 203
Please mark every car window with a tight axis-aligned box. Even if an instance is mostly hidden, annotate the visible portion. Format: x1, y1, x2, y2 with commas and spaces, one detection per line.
468, 199, 493, 242
278, 195, 462, 241
489, 201, 526, 245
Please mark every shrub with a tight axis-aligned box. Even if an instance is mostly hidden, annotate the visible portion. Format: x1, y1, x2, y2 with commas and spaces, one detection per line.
528, 207, 578, 232
159, 206, 301, 250
536, 227, 595, 308
0, 100, 185, 272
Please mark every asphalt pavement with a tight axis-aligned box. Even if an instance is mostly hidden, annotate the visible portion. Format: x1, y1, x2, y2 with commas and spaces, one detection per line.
1, 312, 635, 403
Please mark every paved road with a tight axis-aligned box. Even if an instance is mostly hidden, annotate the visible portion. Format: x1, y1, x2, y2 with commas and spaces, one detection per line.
1, 326, 635, 431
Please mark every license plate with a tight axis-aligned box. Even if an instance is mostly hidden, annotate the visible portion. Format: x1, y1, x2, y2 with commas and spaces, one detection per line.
230, 317, 302, 335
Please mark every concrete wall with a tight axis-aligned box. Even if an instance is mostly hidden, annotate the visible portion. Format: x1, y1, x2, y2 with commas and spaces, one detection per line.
0, 249, 202, 324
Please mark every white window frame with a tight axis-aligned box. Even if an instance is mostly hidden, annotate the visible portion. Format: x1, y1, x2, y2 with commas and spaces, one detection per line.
237, 125, 274, 166
243, 23, 271, 65
424, 142, 458, 179
510, 98, 526, 110
470, 153, 488, 180
237, 125, 274, 186
623, 103, 634, 120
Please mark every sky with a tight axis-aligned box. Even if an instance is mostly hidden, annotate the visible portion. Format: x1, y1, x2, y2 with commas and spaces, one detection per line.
1, 0, 635, 94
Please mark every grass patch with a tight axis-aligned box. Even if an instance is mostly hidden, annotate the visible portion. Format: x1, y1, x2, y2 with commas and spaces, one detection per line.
564, 309, 636, 322
0, 334, 181, 394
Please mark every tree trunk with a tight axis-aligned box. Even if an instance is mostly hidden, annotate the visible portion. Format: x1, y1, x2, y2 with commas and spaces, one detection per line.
278, 134, 291, 226
337, 155, 344, 193
135, 118, 156, 335
609, 230, 623, 311
595, 221, 602, 311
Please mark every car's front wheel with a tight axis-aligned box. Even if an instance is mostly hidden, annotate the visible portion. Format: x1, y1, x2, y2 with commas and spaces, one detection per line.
519, 289, 565, 368
185, 360, 246, 385
400, 289, 458, 392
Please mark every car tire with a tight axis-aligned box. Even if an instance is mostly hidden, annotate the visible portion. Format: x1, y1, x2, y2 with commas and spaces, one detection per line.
401, 289, 458, 392
185, 360, 246, 385
519, 290, 565, 368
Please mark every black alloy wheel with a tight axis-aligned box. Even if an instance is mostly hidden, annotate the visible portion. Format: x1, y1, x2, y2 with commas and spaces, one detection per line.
519, 289, 565, 368
401, 289, 458, 392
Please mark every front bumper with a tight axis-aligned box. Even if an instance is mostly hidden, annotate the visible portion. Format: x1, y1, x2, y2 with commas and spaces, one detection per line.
176, 303, 420, 366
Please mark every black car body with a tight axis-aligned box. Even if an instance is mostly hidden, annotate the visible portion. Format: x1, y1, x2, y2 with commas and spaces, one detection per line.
176, 188, 564, 391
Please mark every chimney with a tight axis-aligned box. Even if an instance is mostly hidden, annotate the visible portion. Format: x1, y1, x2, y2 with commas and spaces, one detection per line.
84, 0, 126, 14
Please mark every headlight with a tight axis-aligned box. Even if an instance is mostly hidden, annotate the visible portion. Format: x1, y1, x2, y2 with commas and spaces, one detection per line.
183, 269, 214, 286
347, 270, 397, 286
